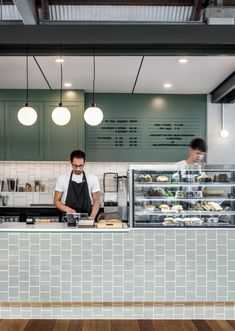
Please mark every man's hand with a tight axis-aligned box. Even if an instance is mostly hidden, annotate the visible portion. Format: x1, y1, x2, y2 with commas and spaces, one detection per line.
54, 191, 76, 213
65, 207, 76, 214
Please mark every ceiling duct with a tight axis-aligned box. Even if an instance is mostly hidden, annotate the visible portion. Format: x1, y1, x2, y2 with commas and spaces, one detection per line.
210, 72, 235, 104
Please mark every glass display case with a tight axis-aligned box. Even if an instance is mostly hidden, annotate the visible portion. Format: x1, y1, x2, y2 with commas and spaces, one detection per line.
129, 164, 235, 227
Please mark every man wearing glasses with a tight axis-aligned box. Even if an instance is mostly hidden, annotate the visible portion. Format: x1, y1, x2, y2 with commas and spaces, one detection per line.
54, 150, 100, 220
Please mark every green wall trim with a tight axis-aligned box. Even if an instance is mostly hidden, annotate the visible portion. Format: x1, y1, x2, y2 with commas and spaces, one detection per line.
0, 90, 84, 103
0, 90, 84, 161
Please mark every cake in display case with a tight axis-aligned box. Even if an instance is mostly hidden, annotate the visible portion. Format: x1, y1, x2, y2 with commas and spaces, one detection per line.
129, 164, 235, 227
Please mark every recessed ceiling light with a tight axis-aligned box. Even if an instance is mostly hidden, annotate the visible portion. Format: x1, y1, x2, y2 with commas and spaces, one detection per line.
164, 83, 172, 89
55, 58, 64, 63
64, 83, 72, 87
179, 58, 188, 64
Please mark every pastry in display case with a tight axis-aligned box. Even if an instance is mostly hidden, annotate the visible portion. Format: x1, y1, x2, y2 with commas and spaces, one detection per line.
129, 164, 235, 227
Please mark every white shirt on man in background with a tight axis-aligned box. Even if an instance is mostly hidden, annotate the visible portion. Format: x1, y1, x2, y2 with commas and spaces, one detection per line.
176, 160, 188, 166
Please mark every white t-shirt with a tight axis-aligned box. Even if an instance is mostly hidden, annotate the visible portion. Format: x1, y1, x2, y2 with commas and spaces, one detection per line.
55, 172, 100, 204
176, 160, 205, 169
176, 160, 187, 166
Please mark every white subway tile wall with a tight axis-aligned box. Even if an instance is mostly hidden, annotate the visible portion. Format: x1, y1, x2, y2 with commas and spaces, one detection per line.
0, 161, 129, 206
0, 229, 235, 319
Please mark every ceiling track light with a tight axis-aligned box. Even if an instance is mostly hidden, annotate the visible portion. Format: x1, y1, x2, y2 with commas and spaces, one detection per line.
220, 103, 229, 138
164, 83, 172, 89
84, 47, 103, 126
17, 48, 38, 126
52, 50, 71, 126
56, 58, 64, 63
179, 58, 188, 64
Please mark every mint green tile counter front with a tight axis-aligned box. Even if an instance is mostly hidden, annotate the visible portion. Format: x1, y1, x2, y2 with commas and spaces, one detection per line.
0, 228, 235, 319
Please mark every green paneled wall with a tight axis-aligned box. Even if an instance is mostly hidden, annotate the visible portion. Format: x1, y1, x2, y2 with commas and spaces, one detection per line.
85, 93, 207, 162
0, 90, 84, 161
4, 101, 44, 160
0, 90, 207, 162
44, 101, 85, 161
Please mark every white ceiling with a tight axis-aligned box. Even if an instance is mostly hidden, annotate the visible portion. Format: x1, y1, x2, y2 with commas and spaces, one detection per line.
0, 55, 235, 94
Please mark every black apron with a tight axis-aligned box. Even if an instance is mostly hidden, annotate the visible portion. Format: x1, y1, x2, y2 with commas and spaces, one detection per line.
65, 171, 92, 214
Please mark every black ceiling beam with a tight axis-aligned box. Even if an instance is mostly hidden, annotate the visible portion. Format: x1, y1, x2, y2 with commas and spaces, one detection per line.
48, 0, 194, 4
221, 90, 235, 104
211, 71, 235, 104
0, 24, 235, 55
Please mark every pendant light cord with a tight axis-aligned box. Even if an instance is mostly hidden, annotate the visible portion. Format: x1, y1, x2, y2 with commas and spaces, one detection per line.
60, 60, 63, 106
92, 46, 96, 107
26, 48, 29, 106
59, 48, 63, 106
221, 103, 224, 130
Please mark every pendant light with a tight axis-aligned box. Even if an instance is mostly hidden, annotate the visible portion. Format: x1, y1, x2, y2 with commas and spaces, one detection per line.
51, 53, 71, 126
220, 103, 229, 138
84, 48, 103, 126
17, 51, 37, 126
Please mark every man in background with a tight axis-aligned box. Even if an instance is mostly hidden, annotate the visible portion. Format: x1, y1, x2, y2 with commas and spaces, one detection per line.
177, 138, 207, 165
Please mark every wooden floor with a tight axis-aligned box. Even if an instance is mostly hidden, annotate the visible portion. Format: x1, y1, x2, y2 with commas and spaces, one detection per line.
0, 320, 235, 331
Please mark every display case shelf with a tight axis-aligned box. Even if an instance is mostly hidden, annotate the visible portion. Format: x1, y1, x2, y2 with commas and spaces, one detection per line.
134, 222, 233, 228
135, 182, 235, 187
135, 210, 235, 216
135, 196, 235, 202
129, 164, 235, 228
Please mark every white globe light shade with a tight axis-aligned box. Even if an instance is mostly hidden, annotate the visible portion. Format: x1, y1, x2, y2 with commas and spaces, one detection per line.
84, 106, 103, 126
51, 106, 71, 126
17, 106, 37, 126
220, 129, 229, 138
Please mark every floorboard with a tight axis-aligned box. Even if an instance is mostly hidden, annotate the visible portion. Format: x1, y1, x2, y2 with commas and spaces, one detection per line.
67, 320, 83, 331
23, 319, 56, 331
165, 320, 186, 331
7, 319, 29, 331
193, 320, 213, 331
0, 319, 15, 330
228, 321, 235, 330
206, 320, 227, 331
52, 319, 70, 331
152, 320, 173, 331
217, 320, 235, 331
0, 319, 234, 331
111, 320, 140, 331
179, 320, 199, 331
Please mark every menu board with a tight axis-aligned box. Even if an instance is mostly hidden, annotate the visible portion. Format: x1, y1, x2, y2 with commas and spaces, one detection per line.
85, 94, 206, 162
147, 117, 201, 148
87, 118, 143, 149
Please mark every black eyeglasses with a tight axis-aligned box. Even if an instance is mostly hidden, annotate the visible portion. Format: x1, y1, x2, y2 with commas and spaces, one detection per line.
72, 164, 84, 169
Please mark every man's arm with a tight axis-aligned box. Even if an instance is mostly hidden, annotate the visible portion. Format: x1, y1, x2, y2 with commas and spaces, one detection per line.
90, 191, 100, 219
54, 191, 76, 213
